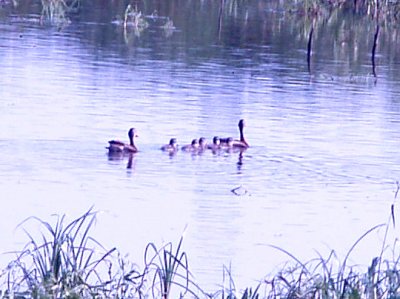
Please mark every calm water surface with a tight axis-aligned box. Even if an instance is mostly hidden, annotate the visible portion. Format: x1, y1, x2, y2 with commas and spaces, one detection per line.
1, 1, 400, 290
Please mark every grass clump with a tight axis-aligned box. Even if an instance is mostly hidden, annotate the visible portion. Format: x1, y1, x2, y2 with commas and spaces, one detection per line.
3, 190, 400, 298
0, 207, 140, 298
40, 0, 80, 25
0, 209, 204, 299
123, 4, 148, 31
143, 230, 204, 298
211, 265, 263, 299
262, 187, 400, 298
286, 0, 400, 21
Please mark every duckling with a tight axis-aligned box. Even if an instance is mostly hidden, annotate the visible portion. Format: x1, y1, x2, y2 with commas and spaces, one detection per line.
207, 136, 221, 151
182, 139, 199, 152
107, 128, 138, 154
220, 137, 234, 149
220, 119, 249, 148
161, 138, 179, 152
198, 137, 207, 150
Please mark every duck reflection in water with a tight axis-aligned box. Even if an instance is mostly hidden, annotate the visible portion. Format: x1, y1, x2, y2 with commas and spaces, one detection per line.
126, 154, 135, 170
107, 152, 136, 170
237, 151, 244, 173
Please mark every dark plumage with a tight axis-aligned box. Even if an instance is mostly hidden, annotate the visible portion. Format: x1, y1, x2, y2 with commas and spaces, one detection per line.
220, 119, 249, 148
182, 139, 199, 151
207, 136, 221, 150
161, 138, 179, 152
107, 128, 138, 153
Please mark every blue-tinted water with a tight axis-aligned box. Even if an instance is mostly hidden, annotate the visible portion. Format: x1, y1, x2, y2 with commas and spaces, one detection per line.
1, 1, 400, 291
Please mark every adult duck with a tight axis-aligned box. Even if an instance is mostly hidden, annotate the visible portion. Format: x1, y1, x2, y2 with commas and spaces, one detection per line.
107, 128, 138, 154
220, 119, 249, 148
161, 138, 179, 152
182, 139, 199, 152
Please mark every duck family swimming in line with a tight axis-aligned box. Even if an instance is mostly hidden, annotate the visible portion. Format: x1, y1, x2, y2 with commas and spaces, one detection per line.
107, 119, 249, 155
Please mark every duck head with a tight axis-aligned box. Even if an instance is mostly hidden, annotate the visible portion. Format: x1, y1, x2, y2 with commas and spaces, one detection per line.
238, 119, 245, 130
199, 137, 207, 148
128, 128, 138, 145
169, 138, 178, 147
191, 139, 199, 147
128, 128, 138, 138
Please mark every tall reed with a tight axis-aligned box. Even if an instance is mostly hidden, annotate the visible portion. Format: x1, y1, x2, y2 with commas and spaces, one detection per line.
40, 0, 80, 25
2, 208, 119, 298
143, 233, 204, 298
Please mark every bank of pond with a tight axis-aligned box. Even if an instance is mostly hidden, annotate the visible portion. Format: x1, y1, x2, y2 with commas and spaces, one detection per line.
0, 205, 399, 298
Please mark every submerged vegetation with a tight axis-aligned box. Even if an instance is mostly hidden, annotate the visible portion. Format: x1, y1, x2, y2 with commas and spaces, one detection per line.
123, 4, 148, 30
7, 0, 400, 28
2, 0, 399, 76
22, 0, 398, 79
1, 194, 400, 298
286, 0, 400, 20
40, 0, 80, 25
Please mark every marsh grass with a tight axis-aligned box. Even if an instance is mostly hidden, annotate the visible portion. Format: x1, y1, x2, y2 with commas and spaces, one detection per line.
40, 0, 81, 25
287, 0, 400, 20
124, 4, 148, 31
101, 251, 144, 298
0, 208, 126, 298
40, 0, 72, 25
211, 265, 263, 299
3, 191, 400, 298
143, 231, 205, 298
262, 185, 400, 298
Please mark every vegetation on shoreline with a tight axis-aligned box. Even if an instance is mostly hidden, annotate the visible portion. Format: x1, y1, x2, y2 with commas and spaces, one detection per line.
1, 192, 400, 298
1, 0, 400, 296
2, 0, 399, 77
285, 0, 400, 20
5, 0, 399, 26
10, 0, 397, 79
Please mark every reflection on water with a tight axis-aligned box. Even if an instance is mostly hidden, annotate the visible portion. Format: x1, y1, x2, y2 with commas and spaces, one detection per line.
1, 0, 400, 290
107, 152, 136, 170
237, 151, 244, 173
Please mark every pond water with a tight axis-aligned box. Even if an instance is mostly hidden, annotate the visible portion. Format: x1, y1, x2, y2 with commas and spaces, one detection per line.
1, 0, 400, 292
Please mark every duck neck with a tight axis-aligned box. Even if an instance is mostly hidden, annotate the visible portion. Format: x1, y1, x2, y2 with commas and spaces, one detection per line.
239, 127, 248, 146
129, 136, 134, 146
239, 128, 245, 142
